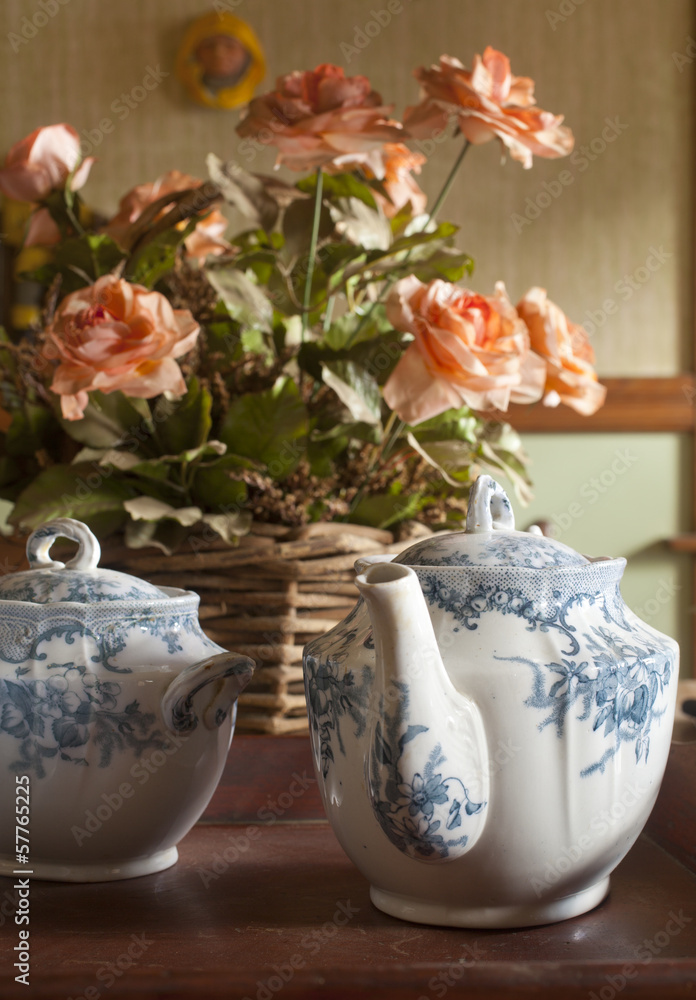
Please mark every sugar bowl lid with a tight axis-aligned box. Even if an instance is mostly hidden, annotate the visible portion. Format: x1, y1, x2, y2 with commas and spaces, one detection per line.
0, 518, 170, 604
394, 475, 589, 569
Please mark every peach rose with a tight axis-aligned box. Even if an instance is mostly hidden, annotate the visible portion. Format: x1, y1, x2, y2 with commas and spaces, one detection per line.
105, 169, 232, 259
0, 124, 94, 202
404, 49, 573, 169
183, 208, 233, 262
47, 275, 200, 421
380, 144, 427, 217
517, 287, 606, 415
24, 207, 61, 247
332, 142, 427, 217
235, 62, 406, 173
383, 276, 546, 424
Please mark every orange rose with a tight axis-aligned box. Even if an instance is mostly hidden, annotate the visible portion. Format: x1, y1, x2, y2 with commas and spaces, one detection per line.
105, 169, 232, 260
235, 62, 406, 173
383, 276, 546, 424
0, 124, 94, 202
331, 142, 427, 218
517, 287, 606, 415
183, 209, 233, 263
404, 48, 573, 169
47, 275, 200, 421
377, 143, 427, 217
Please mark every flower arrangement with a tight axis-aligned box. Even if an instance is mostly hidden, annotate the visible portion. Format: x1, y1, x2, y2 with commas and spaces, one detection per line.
0, 48, 605, 553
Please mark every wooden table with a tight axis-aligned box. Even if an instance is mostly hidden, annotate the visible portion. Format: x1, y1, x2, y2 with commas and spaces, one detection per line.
1, 736, 695, 999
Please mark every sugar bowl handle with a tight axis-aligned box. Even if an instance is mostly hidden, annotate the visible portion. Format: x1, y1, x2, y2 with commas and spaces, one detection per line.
161, 652, 254, 734
27, 518, 101, 571
466, 476, 515, 534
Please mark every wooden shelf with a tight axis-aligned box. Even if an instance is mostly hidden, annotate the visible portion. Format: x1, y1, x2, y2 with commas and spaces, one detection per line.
1, 736, 694, 999
667, 535, 696, 554
501, 377, 696, 433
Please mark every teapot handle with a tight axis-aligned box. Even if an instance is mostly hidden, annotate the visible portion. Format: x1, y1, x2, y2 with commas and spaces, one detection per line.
161, 651, 254, 734
466, 475, 515, 533
27, 518, 101, 571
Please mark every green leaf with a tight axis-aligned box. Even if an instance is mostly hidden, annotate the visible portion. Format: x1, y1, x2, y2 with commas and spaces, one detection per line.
321, 361, 381, 425
307, 434, 347, 478
407, 247, 474, 284
206, 154, 283, 232
205, 267, 273, 333
61, 392, 153, 449
43, 189, 72, 235
219, 376, 308, 479
30, 233, 127, 293
122, 458, 171, 482
155, 378, 212, 455
313, 420, 381, 445
350, 488, 425, 529
406, 433, 471, 487
126, 222, 196, 289
241, 327, 272, 357
336, 221, 470, 290
329, 198, 392, 251
389, 220, 459, 249
389, 201, 418, 237
299, 328, 403, 386
476, 423, 533, 505
281, 197, 333, 262
124, 497, 202, 525
297, 171, 378, 211
314, 244, 368, 290
411, 406, 480, 445
204, 299, 244, 360
9, 464, 134, 536
322, 306, 391, 351
201, 510, 251, 543
73, 447, 134, 467
124, 518, 189, 556
6, 404, 55, 457
192, 455, 249, 510
97, 441, 226, 483
477, 441, 533, 505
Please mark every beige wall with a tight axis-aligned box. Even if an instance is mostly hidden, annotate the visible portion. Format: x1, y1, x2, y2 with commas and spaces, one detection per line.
1, 0, 694, 666
1, 0, 693, 375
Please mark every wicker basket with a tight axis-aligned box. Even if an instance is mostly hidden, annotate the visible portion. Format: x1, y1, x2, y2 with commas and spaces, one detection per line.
0, 521, 428, 734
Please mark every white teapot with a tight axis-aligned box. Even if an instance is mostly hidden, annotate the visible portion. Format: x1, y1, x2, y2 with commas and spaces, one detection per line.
303, 476, 679, 927
0, 518, 253, 882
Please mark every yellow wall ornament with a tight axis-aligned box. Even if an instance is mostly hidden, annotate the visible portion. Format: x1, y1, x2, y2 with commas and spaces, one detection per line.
176, 11, 266, 111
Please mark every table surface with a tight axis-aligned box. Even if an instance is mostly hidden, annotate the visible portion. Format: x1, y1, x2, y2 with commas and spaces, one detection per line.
1, 736, 695, 1000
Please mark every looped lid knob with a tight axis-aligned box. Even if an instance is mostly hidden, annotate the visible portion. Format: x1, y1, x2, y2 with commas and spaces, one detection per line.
27, 518, 101, 571
465, 476, 515, 534
0, 518, 171, 605
394, 475, 590, 569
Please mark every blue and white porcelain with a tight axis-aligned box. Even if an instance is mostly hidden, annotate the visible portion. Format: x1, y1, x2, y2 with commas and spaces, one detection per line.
303, 476, 679, 928
0, 517, 253, 882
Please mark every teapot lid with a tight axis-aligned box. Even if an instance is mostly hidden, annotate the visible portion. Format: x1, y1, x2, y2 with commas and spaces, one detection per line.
394, 476, 589, 569
0, 518, 170, 604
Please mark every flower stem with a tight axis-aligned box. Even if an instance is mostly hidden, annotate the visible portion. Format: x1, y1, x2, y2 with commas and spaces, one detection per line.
344, 139, 471, 351
348, 411, 406, 516
322, 293, 335, 333
382, 416, 406, 460
425, 137, 470, 226
302, 167, 324, 344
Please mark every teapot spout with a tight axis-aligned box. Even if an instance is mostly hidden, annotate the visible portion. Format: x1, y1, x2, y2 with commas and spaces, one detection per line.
356, 561, 444, 696
356, 562, 489, 862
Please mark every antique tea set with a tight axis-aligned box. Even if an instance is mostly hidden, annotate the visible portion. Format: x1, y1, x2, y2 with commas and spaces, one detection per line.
0, 477, 679, 927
